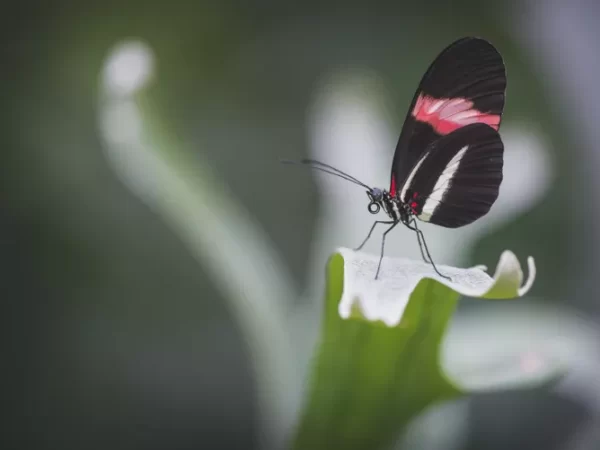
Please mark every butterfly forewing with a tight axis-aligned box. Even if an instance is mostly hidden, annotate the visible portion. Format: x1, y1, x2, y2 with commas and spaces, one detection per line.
400, 123, 504, 228
390, 37, 506, 198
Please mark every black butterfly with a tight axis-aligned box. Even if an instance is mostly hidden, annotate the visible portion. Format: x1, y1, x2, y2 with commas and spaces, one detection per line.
283, 37, 506, 279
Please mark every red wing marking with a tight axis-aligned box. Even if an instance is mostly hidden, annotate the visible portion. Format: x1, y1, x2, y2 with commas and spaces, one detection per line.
411, 192, 419, 213
412, 93, 500, 135
389, 174, 397, 197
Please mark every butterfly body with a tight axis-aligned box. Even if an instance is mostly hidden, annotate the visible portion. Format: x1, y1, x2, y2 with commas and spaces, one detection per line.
367, 188, 409, 224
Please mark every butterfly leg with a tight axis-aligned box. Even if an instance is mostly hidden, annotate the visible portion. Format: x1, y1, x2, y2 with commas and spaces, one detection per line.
355, 220, 395, 252
375, 221, 399, 279
404, 219, 451, 281
409, 218, 432, 264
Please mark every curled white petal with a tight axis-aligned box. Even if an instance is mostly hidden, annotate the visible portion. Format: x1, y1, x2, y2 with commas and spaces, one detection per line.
518, 256, 536, 296
337, 248, 535, 327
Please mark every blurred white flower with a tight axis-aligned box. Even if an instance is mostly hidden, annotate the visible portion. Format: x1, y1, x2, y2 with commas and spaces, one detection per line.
99, 40, 298, 450
305, 69, 397, 294
103, 40, 155, 97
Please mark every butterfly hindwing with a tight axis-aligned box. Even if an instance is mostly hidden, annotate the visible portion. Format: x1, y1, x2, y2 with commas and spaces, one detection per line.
390, 37, 506, 196
399, 123, 504, 228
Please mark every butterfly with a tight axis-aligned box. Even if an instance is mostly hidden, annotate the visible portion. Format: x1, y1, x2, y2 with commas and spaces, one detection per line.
283, 37, 506, 279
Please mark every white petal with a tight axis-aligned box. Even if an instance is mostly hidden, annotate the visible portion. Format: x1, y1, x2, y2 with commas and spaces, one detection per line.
337, 248, 535, 327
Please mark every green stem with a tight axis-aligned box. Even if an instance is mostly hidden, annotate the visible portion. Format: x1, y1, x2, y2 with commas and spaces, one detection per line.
291, 254, 461, 450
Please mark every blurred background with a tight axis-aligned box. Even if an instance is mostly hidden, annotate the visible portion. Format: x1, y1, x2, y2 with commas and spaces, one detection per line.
2, 0, 600, 449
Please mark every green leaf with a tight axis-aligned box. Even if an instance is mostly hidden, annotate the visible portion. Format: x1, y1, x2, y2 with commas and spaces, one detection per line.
291, 248, 558, 450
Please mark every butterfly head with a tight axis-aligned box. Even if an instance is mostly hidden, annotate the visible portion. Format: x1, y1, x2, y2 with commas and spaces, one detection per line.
367, 188, 387, 214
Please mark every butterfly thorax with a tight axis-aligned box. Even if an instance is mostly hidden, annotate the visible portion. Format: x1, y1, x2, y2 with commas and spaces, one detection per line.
367, 188, 411, 224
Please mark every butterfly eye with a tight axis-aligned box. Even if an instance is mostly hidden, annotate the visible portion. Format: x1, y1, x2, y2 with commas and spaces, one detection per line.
368, 202, 380, 214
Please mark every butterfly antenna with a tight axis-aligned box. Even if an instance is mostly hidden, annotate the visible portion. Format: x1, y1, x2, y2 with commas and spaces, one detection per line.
280, 159, 372, 190
300, 159, 368, 185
